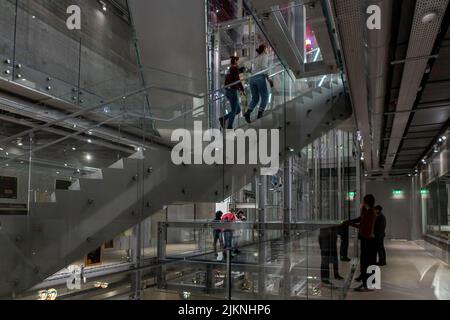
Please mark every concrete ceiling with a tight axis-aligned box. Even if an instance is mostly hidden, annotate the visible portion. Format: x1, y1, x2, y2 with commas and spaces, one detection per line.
380, 0, 450, 175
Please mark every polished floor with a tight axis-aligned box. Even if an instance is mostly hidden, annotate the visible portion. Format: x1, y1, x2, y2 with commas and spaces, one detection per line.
347, 240, 450, 300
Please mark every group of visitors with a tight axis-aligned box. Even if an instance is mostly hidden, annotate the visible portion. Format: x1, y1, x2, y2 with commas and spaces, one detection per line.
213, 208, 247, 260
219, 44, 273, 129
320, 194, 387, 292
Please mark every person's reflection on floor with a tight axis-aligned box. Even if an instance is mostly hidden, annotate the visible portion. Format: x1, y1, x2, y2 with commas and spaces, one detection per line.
319, 225, 344, 287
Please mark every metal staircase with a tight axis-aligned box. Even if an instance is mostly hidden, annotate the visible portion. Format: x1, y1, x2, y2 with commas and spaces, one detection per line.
0, 76, 351, 298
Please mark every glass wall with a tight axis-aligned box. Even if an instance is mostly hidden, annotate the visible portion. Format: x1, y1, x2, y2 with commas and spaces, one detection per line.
418, 128, 450, 242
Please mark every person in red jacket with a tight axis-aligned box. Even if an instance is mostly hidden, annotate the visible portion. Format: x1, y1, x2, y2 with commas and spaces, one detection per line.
221, 208, 237, 250
344, 194, 378, 292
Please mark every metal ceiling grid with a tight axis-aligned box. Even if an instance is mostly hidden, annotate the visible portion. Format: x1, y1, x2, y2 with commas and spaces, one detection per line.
384, 0, 450, 172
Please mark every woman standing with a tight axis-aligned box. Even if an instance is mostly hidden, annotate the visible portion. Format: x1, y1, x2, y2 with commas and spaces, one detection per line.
244, 44, 273, 123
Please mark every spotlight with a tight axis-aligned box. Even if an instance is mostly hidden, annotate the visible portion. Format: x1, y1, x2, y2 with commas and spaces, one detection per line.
422, 12, 438, 24
99, 0, 107, 11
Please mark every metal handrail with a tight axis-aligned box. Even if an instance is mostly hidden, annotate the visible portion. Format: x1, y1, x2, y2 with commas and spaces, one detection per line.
0, 63, 285, 146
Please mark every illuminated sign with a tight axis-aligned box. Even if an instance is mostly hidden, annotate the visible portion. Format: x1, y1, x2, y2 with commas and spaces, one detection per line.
347, 191, 356, 200
420, 189, 429, 195
392, 189, 405, 199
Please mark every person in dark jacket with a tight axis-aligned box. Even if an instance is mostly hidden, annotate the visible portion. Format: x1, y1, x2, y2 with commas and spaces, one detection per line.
374, 205, 387, 266
219, 56, 245, 129
344, 194, 378, 291
319, 226, 344, 286
338, 224, 351, 261
213, 211, 224, 255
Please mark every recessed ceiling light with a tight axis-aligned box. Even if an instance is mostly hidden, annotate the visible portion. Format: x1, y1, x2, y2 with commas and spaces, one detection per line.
87, 139, 92, 143
72, 147, 76, 151
422, 12, 438, 24
85, 154, 92, 161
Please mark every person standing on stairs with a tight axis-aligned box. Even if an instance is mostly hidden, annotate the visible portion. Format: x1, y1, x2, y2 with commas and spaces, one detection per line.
244, 44, 274, 124
219, 56, 245, 129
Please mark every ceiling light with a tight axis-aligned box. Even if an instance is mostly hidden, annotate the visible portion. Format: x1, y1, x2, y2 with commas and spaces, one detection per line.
64, 163, 68, 167
422, 12, 438, 24
87, 139, 92, 143
442, 136, 447, 141
99, 0, 107, 11
85, 154, 92, 161
72, 147, 76, 151
56, 171, 60, 175
0, 147, 3, 151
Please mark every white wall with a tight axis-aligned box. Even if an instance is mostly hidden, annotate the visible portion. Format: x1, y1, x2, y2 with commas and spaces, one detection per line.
366, 177, 420, 240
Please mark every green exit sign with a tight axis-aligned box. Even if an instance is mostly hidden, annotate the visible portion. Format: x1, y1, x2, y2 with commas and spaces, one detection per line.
420, 189, 429, 195
348, 191, 356, 197
392, 189, 404, 196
